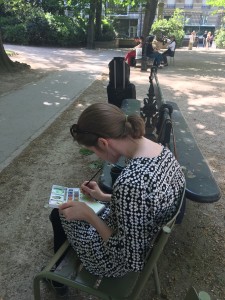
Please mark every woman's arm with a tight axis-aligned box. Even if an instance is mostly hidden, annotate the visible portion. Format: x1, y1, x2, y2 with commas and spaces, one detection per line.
81, 181, 112, 202
87, 209, 114, 241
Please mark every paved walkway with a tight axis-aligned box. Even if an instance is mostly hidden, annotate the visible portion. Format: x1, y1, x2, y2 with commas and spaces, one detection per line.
0, 46, 126, 172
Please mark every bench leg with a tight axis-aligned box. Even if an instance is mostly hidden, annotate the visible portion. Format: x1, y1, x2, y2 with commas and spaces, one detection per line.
33, 275, 42, 300
153, 264, 161, 295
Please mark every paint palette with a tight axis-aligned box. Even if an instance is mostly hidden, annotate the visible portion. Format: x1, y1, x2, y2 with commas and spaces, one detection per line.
49, 185, 80, 208
49, 185, 105, 214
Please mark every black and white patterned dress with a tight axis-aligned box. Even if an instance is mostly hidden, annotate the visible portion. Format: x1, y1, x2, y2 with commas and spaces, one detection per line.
60, 147, 185, 277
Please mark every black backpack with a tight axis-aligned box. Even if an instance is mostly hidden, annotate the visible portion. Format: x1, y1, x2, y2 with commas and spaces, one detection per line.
108, 57, 130, 89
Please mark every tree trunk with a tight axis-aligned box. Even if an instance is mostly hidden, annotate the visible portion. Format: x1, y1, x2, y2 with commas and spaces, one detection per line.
87, 0, 97, 49
141, 0, 159, 71
95, 0, 102, 41
0, 31, 30, 73
142, 0, 159, 38
0, 31, 15, 72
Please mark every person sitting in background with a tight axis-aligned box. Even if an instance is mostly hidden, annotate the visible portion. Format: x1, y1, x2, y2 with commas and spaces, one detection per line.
162, 35, 176, 66
124, 36, 144, 66
144, 35, 163, 68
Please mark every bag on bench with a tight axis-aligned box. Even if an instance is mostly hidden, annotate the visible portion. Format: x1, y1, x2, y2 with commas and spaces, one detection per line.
108, 57, 130, 88
107, 57, 136, 107
107, 83, 136, 108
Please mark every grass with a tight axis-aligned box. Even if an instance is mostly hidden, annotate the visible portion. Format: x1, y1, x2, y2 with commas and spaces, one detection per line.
6, 50, 16, 56
79, 148, 94, 156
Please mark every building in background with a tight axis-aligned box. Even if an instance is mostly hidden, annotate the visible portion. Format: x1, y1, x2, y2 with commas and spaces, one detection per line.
105, 3, 143, 38
106, 1, 223, 38
164, 0, 222, 35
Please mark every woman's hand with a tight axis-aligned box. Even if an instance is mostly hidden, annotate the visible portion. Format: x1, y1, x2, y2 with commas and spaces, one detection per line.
59, 199, 113, 241
81, 181, 111, 202
59, 201, 94, 221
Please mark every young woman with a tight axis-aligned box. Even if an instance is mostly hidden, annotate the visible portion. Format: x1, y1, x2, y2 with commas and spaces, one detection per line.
162, 35, 176, 66
50, 103, 185, 279
144, 35, 163, 67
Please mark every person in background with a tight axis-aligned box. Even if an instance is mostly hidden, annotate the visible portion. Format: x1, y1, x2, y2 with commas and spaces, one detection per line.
192, 31, 196, 40
195, 35, 199, 48
124, 36, 144, 66
203, 31, 207, 47
206, 32, 212, 48
144, 35, 163, 68
188, 31, 195, 50
162, 35, 176, 66
210, 33, 214, 47
49, 103, 185, 295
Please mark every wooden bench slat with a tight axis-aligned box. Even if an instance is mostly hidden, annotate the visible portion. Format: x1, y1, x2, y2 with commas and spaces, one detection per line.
168, 101, 221, 203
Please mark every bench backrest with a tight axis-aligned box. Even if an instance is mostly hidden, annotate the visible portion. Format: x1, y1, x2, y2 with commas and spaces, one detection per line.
140, 66, 173, 146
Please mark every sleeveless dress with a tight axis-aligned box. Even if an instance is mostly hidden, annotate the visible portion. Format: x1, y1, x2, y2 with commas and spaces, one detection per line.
60, 147, 185, 277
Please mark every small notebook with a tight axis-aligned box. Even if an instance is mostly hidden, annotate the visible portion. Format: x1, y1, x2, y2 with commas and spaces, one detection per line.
49, 185, 105, 214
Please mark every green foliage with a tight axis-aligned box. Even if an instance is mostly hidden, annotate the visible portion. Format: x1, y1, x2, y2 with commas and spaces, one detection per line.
79, 148, 94, 156
113, 0, 143, 6
0, 16, 20, 27
40, 0, 65, 15
1, 0, 86, 47
26, 15, 52, 45
206, 0, 225, 6
88, 160, 103, 170
96, 18, 116, 41
6, 50, 16, 56
206, 0, 225, 19
2, 16, 86, 47
35, 13, 86, 46
2, 23, 28, 44
214, 28, 225, 48
3, 0, 43, 22
151, 9, 185, 47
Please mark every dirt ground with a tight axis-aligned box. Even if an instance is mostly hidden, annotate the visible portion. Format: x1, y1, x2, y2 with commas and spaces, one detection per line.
0, 47, 225, 300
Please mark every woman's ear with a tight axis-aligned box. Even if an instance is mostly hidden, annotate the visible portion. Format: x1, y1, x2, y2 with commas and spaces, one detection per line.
97, 137, 109, 150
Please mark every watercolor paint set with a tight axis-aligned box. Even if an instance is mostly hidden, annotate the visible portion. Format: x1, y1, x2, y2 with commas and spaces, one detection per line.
49, 185, 105, 214
49, 185, 79, 208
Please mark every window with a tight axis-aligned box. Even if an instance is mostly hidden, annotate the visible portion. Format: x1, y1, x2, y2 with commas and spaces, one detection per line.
129, 26, 137, 38
184, 0, 193, 9
202, 0, 211, 8
166, 0, 176, 9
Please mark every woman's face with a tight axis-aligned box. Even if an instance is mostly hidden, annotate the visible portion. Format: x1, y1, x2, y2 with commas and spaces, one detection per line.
87, 140, 121, 164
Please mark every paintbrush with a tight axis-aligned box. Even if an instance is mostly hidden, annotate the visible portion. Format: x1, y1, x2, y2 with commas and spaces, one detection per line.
85, 167, 103, 186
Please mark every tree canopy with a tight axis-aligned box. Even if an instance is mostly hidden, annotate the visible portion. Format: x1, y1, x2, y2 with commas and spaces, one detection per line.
0, 0, 160, 71
206, 0, 225, 6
